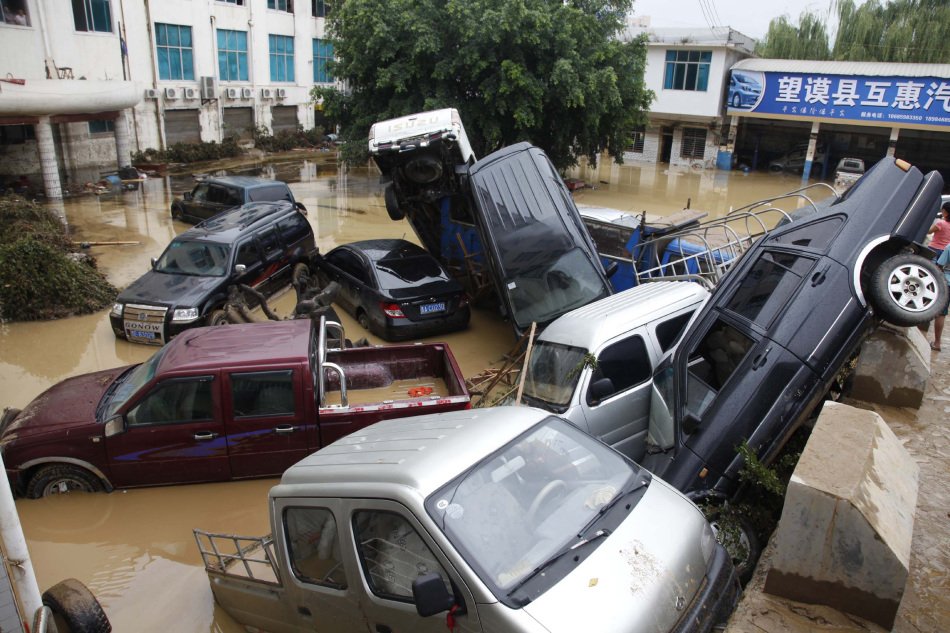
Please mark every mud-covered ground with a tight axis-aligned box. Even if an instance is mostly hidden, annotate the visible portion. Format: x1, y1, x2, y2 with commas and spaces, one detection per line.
1, 154, 944, 631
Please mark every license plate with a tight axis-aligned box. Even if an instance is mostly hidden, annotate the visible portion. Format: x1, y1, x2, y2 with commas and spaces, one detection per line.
420, 302, 446, 314
128, 330, 156, 340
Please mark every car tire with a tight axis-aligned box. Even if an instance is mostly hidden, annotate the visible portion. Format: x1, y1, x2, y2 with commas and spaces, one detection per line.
768, 164, 783, 173
357, 310, 374, 334
207, 308, 230, 327
171, 202, 184, 220
706, 507, 761, 585
384, 184, 405, 221
26, 464, 104, 499
42, 578, 112, 633
868, 253, 946, 326
732, 94, 741, 108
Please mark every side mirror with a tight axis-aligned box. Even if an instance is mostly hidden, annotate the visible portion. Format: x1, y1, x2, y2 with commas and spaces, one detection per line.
295, 201, 308, 215
150, 257, 157, 269
682, 412, 702, 435
412, 573, 456, 617
234, 263, 246, 275
104, 415, 125, 437
183, 192, 193, 201
589, 377, 615, 405
603, 260, 619, 278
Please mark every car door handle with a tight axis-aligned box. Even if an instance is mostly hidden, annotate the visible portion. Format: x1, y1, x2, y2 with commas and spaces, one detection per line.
811, 265, 830, 287
274, 425, 297, 434
751, 346, 771, 370
194, 431, 219, 441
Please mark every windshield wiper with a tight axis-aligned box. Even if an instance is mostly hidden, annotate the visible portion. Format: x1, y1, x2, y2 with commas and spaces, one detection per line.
576, 478, 650, 538
506, 529, 612, 600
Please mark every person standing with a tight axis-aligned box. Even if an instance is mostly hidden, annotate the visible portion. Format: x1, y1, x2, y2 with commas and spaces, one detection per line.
927, 202, 950, 257
932, 245, 950, 352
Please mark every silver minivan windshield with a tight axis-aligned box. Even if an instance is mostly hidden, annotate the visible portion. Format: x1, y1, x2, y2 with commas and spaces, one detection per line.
520, 341, 587, 410
426, 417, 636, 605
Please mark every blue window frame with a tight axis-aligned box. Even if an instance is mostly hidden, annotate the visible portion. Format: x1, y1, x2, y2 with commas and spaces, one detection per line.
217, 29, 249, 82
312, 39, 333, 83
269, 34, 295, 82
156, 23, 194, 81
312, 0, 328, 17
72, 0, 111, 33
89, 120, 115, 134
663, 50, 711, 92
268, 0, 293, 12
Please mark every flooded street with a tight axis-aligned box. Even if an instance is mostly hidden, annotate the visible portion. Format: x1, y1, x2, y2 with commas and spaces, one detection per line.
4, 154, 938, 632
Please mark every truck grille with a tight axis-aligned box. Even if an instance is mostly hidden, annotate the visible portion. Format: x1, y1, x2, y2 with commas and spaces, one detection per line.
122, 303, 167, 345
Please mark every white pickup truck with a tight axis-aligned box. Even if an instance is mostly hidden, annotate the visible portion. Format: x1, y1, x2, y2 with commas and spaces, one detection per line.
194, 407, 739, 633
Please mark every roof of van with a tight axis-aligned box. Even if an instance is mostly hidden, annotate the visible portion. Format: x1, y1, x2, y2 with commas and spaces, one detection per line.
204, 176, 289, 189
276, 406, 550, 497
538, 281, 709, 351
183, 200, 299, 243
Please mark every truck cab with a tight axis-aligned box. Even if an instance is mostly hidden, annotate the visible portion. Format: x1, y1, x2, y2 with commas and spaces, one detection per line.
195, 407, 739, 633
519, 282, 709, 461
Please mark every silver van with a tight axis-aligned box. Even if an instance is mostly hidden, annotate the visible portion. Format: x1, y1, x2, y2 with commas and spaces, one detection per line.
520, 281, 709, 460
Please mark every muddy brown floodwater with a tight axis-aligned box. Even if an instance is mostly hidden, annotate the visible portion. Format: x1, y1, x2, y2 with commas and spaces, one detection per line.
0, 154, 826, 632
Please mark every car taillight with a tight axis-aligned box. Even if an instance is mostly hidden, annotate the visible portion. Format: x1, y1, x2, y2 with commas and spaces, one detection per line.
380, 302, 405, 318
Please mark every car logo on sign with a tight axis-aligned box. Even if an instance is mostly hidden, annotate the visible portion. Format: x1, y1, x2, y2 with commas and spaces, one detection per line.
674, 595, 686, 611
139, 313, 147, 321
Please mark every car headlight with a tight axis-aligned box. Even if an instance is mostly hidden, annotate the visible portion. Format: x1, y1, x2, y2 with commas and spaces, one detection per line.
111, 303, 124, 318
700, 518, 716, 564
172, 307, 200, 322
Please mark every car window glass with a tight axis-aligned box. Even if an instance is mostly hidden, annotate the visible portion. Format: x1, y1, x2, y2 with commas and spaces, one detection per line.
725, 251, 814, 327
655, 310, 696, 352
231, 370, 295, 417
277, 214, 309, 245
582, 219, 633, 259
766, 217, 844, 251
258, 228, 281, 259
685, 320, 754, 418
156, 241, 230, 276
522, 341, 587, 409
587, 335, 650, 405
236, 240, 261, 267
248, 185, 293, 203
284, 507, 346, 588
352, 510, 450, 602
127, 378, 213, 426
207, 185, 233, 205
330, 250, 370, 284
225, 187, 243, 206
191, 183, 210, 201
375, 256, 447, 290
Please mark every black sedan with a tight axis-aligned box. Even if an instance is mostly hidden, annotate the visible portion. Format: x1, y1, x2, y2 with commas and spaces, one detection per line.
314, 239, 470, 341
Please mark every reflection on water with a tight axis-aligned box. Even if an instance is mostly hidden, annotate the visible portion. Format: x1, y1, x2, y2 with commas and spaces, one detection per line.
0, 153, 913, 633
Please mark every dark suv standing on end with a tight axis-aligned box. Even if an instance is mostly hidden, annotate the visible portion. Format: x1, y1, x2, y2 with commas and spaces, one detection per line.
111, 201, 317, 345
170, 176, 305, 224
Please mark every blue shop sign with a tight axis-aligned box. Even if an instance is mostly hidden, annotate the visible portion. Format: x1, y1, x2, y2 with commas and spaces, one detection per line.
726, 70, 950, 128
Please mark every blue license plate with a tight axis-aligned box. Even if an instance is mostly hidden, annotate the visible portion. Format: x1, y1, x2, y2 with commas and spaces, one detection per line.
129, 330, 156, 340
420, 302, 446, 314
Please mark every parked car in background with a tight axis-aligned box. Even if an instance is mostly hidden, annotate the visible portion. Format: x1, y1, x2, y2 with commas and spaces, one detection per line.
834, 157, 866, 192
170, 176, 305, 224
641, 157, 947, 504
195, 407, 740, 633
768, 145, 827, 174
1, 318, 470, 498
314, 239, 470, 341
111, 201, 316, 345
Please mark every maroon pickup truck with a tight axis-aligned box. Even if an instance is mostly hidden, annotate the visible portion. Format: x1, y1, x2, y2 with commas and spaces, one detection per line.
0, 318, 469, 498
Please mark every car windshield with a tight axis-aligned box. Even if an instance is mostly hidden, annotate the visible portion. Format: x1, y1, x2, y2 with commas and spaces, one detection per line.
508, 248, 610, 328
520, 341, 587, 410
375, 255, 448, 290
426, 417, 638, 604
155, 240, 230, 276
99, 345, 169, 420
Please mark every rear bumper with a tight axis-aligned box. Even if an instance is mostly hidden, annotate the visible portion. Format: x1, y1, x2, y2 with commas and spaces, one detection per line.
673, 542, 741, 633
384, 307, 470, 341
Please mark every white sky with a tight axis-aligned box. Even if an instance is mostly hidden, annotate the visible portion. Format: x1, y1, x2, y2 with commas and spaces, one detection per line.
630, 0, 840, 40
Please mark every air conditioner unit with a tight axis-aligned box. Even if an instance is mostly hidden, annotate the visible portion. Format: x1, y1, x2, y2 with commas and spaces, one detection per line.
225, 87, 239, 99
164, 87, 179, 100
183, 87, 199, 100
261, 88, 274, 99
144, 88, 159, 99
200, 76, 217, 100
241, 87, 254, 99
276, 88, 287, 99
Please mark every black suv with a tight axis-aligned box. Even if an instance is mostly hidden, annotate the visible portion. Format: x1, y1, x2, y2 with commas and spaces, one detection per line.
111, 201, 317, 345
642, 157, 946, 502
170, 176, 305, 224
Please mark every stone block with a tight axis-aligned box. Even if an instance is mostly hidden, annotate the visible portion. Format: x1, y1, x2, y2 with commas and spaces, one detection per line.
849, 323, 931, 408
763, 402, 918, 629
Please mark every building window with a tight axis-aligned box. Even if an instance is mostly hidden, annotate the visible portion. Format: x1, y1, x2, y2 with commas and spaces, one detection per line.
156, 23, 194, 81
72, 0, 112, 33
663, 50, 711, 92
218, 29, 249, 81
312, 0, 328, 17
0, 124, 35, 145
269, 34, 295, 82
88, 120, 114, 134
626, 126, 645, 153
218, 0, 244, 5
268, 0, 293, 12
312, 38, 333, 83
680, 127, 707, 160
1, 1, 31, 26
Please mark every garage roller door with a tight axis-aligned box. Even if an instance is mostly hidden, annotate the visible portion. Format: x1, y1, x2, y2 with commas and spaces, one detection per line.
164, 109, 201, 145
223, 107, 254, 140
272, 105, 298, 134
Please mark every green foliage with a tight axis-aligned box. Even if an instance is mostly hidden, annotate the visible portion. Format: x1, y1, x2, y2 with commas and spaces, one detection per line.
312, 0, 652, 169
756, 13, 831, 60
132, 137, 242, 164
567, 353, 599, 381
251, 126, 327, 152
0, 196, 117, 321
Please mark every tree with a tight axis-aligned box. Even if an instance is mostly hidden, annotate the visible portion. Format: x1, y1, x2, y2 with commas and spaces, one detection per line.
756, 12, 831, 60
312, 0, 652, 169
